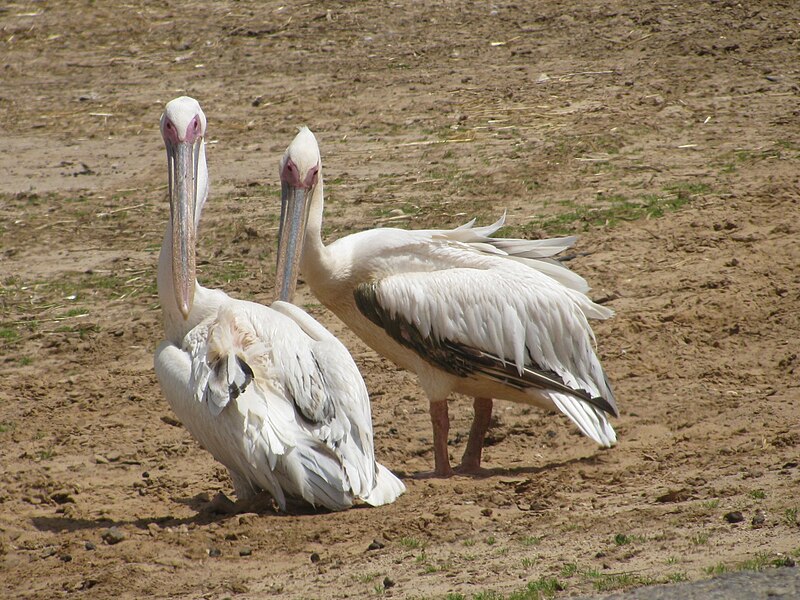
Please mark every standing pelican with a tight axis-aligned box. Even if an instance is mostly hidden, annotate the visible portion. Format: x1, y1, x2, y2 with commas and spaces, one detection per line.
154, 98, 404, 511
275, 127, 618, 477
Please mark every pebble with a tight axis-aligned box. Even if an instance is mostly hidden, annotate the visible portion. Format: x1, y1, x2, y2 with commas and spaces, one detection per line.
208, 548, 221, 558
367, 539, 385, 551
85, 542, 96, 551
724, 511, 745, 523
239, 547, 252, 557
383, 577, 395, 589
310, 552, 320, 563
752, 510, 766, 528
102, 527, 126, 545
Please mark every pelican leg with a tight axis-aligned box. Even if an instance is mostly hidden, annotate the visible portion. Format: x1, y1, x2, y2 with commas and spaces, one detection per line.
457, 397, 493, 474
429, 400, 453, 477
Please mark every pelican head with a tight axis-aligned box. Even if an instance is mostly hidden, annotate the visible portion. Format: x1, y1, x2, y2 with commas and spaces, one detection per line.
160, 96, 207, 319
276, 127, 320, 302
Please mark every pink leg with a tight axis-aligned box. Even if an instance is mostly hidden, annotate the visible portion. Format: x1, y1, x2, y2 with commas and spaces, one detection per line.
457, 397, 493, 474
429, 400, 453, 477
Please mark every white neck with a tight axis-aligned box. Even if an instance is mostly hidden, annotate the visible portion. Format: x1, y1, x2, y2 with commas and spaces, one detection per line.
299, 170, 334, 283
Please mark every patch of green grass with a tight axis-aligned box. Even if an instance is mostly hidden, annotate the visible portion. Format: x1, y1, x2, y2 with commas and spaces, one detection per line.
691, 532, 709, 546
17, 356, 33, 366
587, 570, 655, 593
667, 572, 688, 583
37, 448, 56, 461
354, 572, 380, 584
704, 563, 729, 576
750, 489, 766, 500
560, 562, 579, 578
0, 326, 19, 343
201, 260, 248, 286
0, 421, 16, 433
60, 307, 89, 318
521, 557, 536, 569
614, 533, 633, 546
701, 499, 720, 510
518, 536, 540, 547
738, 552, 774, 572
517, 183, 703, 236
784, 508, 798, 527
399, 537, 423, 550
446, 594, 466, 600
463, 539, 476, 547
485, 536, 497, 546
508, 577, 564, 599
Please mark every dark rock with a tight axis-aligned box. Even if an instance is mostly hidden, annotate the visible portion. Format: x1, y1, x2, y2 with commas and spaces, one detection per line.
367, 539, 385, 551
383, 577, 395, 589
310, 552, 320, 563
724, 511, 744, 523
239, 547, 252, 556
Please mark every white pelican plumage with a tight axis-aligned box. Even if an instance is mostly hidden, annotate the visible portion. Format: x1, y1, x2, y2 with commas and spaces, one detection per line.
153, 97, 405, 511
276, 127, 619, 477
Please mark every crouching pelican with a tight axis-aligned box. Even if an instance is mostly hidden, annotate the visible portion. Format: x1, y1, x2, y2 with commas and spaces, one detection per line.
153, 98, 405, 510
275, 127, 618, 477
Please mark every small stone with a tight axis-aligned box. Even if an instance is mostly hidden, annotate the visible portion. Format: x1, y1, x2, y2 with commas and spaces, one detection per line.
383, 577, 395, 589
239, 547, 252, 557
367, 539, 385, 551
102, 527, 126, 545
84, 542, 96, 551
481, 508, 493, 517
752, 510, 766, 528
40, 547, 57, 559
724, 511, 744, 523
208, 548, 222, 558
310, 552, 320, 563
105, 451, 121, 462
94, 454, 109, 464
60, 554, 73, 562
51, 490, 75, 504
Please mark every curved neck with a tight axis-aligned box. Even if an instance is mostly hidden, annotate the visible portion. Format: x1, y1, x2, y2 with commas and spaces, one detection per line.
299, 171, 332, 280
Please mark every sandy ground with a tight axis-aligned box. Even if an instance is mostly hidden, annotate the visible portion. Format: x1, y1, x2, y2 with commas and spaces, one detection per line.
1, 1, 799, 598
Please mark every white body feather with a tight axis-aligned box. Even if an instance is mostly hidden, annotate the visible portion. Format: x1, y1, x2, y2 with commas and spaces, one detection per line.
154, 291, 405, 510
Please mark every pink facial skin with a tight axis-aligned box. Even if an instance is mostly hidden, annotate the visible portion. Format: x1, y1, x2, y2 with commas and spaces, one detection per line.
282, 158, 319, 189
162, 114, 203, 146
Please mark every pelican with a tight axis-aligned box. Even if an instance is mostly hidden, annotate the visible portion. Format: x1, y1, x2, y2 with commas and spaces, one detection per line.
276, 127, 618, 477
153, 97, 405, 511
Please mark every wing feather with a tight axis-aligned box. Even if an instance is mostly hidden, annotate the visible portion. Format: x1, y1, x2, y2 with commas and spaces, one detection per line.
354, 263, 618, 427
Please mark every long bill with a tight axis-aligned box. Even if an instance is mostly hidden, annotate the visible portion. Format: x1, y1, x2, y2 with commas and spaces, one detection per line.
169, 140, 199, 319
275, 181, 310, 302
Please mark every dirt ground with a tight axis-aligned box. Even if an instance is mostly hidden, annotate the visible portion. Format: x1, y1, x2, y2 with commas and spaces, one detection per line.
1, 1, 799, 599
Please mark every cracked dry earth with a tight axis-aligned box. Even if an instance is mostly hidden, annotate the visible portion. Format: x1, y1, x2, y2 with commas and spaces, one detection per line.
1, 1, 799, 599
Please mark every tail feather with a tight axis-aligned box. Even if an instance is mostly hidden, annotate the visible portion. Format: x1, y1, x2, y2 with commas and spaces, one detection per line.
550, 392, 617, 448
360, 463, 406, 507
